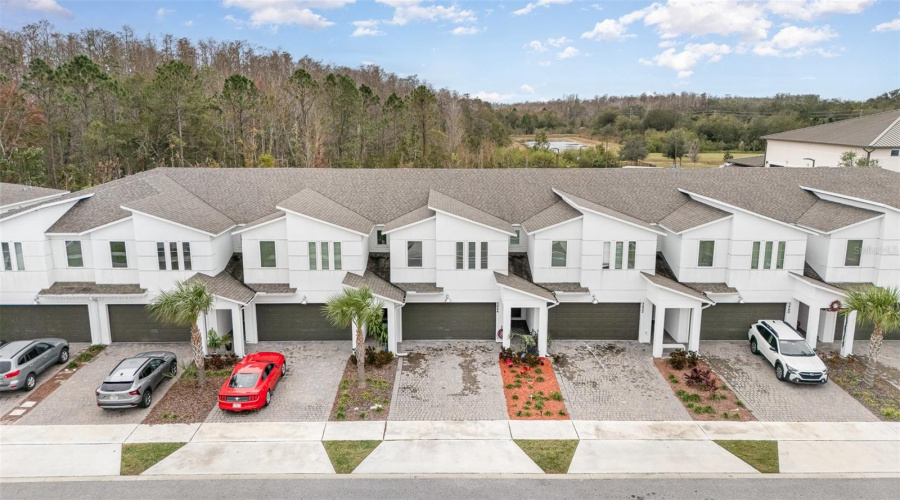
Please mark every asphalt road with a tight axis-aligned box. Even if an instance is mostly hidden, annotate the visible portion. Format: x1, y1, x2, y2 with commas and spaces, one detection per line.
2, 477, 899, 499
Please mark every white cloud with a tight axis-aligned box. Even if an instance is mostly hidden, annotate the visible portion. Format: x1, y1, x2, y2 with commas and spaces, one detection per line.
639, 42, 731, 78
873, 18, 900, 33
581, 19, 634, 41
157, 8, 175, 21
222, 0, 353, 30
183, 20, 194, 27
450, 26, 480, 35
513, 0, 572, 16
223, 14, 247, 29
520, 84, 535, 94
753, 25, 838, 57
767, 0, 875, 21
539, 60, 552, 67
546, 36, 571, 47
658, 40, 678, 48
474, 91, 517, 102
361, 61, 376, 66
557, 46, 580, 59
376, 0, 476, 25
638, 0, 771, 41
351, 19, 385, 37
3, 0, 72, 18
524, 40, 548, 52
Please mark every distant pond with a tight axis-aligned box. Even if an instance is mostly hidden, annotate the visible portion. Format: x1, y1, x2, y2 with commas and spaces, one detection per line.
523, 140, 587, 151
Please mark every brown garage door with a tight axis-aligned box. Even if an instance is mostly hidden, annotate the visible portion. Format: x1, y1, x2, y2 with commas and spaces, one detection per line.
549, 303, 641, 340
256, 304, 348, 341
108, 305, 190, 342
700, 303, 787, 340
0, 305, 92, 342
403, 303, 495, 340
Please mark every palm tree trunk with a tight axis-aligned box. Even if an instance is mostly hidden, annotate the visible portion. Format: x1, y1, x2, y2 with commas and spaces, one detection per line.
191, 322, 205, 387
864, 325, 883, 388
356, 323, 366, 389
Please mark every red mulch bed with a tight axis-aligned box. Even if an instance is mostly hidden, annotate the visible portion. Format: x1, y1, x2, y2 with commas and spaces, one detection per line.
500, 359, 569, 420
655, 358, 755, 421
328, 357, 397, 421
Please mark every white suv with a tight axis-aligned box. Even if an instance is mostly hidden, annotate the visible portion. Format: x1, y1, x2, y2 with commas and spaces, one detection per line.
748, 320, 828, 384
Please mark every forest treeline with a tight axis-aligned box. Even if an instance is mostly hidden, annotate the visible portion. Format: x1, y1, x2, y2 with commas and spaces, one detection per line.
1, 22, 898, 190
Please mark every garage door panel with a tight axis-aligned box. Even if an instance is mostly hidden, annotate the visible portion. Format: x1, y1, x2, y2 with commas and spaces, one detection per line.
0, 305, 92, 342
700, 303, 786, 340
257, 304, 348, 341
549, 303, 640, 340
835, 318, 900, 341
403, 303, 495, 340
108, 305, 190, 342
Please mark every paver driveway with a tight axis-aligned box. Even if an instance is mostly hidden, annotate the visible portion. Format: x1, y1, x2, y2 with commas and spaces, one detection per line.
702, 341, 877, 422
0, 342, 90, 420
16, 343, 191, 425
205, 341, 347, 422
552, 341, 690, 421
390, 341, 506, 421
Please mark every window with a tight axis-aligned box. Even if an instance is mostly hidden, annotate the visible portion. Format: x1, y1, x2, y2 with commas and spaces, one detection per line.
615, 242, 624, 269
627, 241, 636, 270
751, 241, 760, 269
468, 242, 476, 269
1, 243, 10, 271
892, 149, 899, 157
334, 242, 342, 270
66, 241, 83, 268
456, 242, 464, 269
481, 242, 488, 269
308, 242, 317, 270
377, 230, 388, 245
157, 242, 167, 270
551, 241, 567, 267
510, 230, 520, 245
407, 241, 422, 267
169, 242, 179, 270
110, 241, 128, 268
698, 241, 715, 267
845, 240, 862, 267
321, 242, 330, 270
602, 242, 610, 269
776, 241, 786, 269
260, 241, 276, 268
182, 242, 191, 270
14, 242, 24, 271
763, 241, 773, 269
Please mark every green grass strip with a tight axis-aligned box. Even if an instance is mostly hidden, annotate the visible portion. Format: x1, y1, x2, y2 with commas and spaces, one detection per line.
323, 440, 381, 474
120, 442, 185, 476
714, 440, 779, 473
514, 439, 579, 474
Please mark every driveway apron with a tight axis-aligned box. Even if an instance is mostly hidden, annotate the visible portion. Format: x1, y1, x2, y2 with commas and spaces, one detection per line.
0, 342, 89, 420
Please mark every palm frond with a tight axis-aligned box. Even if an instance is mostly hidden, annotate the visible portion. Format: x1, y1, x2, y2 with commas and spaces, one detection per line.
147, 280, 214, 326
322, 287, 384, 330
842, 285, 900, 330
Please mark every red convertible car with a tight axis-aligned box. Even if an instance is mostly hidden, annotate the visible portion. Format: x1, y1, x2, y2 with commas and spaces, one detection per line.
218, 352, 285, 411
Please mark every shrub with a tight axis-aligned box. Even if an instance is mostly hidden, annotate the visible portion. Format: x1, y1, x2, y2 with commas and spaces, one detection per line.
374, 350, 394, 367
523, 353, 541, 367
512, 395, 519, 400
364, 346, 377, 365
536, 376, 545, 383
686, 350, 700, 368
881, 407, 900, 419
558, 410, 566, 416
684, 367, 718, 391
669, 349, 688, 370
550, 391, 563, 402
499, 347, 517, 362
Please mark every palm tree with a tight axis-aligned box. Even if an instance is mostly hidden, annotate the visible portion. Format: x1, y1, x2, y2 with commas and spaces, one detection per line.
148, 280, 214, 385
323, 287, 384, 389
841, 286, 900, 388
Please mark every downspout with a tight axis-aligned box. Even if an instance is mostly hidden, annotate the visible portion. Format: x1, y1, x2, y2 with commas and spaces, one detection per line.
863, 146, 875, 163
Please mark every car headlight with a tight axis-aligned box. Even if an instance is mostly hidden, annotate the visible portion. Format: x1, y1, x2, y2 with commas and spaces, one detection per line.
786, 365, 798, 374
822, 368, 828, 374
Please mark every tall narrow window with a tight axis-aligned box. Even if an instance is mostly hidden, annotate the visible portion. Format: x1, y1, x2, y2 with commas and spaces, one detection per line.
468, 242, 476, 269
456, 242, 464, 269
377, 230, 388, 245
182, 242, 192, 270
110, 241, 128, 268
627, 241, 637, 269
763, 241, 773, 269
14, 242, 24, 271
481, 242, 488, 269
308, 242, 317, 270
751, 241, 760, 269
776, 241, 786, 269
1, 243, 10, 271
157, 242, 166, 270
260, 241, 276, 268
615, 242, 624, 269
321, 242, 330, 270
66, 241, 83, 268
698, 241, 715, 267
334, 242, 342, 270
510, 230, 520, 245
602, 242, 610, 269
169, 242, 179, 270
845, 240, 862, 267
407, 241, 422, 267
551, 241, 567, 267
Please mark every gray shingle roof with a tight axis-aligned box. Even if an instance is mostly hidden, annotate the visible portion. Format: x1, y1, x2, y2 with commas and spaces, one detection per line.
123, 175, 236, 235
659, 199, 732, 234
39, 282, 146, 295
0, 183, 67, 208
554, 188, 660, 232
277, 188, 374, 235
789, 272, 848, 296
237, 211, 285, 233
725, 155, 765, 167
761, 109, 900, 148
186, 271, 257, 304
494, 272, 557, 302
428, 190, 515, 235
395, 282, 443, 293
683, 282, 738, 295
383, 205, 435, 233
536, 282, 590, 294
641, 272, 714, 303
342, 270, 406, 303
795, 199, 883, 233
247, 283, 296, 294
521, 200, 583, 233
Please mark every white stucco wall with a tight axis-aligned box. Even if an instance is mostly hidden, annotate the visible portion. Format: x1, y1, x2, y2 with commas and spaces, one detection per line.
240, 218, 290, 285
765, 139, 900, 173
389, 218, 436, 284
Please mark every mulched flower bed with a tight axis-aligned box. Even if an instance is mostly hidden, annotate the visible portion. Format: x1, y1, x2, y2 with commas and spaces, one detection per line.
655, 357, 755, 421
329, 356, 397, 421
820, 352, 900, 421
500, 358, 569, 420
143, 370, 231, 425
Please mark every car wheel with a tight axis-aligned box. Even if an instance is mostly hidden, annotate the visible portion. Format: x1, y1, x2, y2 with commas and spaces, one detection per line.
775, 363, 785, 381
264, 390, 272, 407
57, 348, 69, 364
750, 338, 759, 355
139, 389, 152, 408
169, 361, 177, 377
23, 373, 37, 392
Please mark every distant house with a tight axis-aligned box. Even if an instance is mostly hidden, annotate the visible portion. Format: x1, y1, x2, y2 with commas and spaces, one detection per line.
760, 109, 900, 173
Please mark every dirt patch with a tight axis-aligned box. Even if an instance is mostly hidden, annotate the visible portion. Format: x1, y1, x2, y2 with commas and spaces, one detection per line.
143, 373, 228, 425
821, 352, 900, 421
655, 358, 755, 422
329, 357, 397, 421
500, 359, 569, 420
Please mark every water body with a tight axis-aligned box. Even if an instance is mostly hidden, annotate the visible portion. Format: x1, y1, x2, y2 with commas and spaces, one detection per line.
523, 140, 587, 151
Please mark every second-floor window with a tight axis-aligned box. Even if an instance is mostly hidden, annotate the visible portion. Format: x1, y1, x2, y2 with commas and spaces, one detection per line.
110, 241, 128, 268
182, 243, 192, 270
334, 242, 342, 270
408, 241, 423, 267
698, 241, 715, 267
66, 241, 83, 268
510, 230, 520, 245
551, 241, 567, 267
602, 242, 610, 269
308, 242, 317, 270
377, 230, 388, 245
763, 242, 773, 269
468, 242, 476, 269
751, 242, 760, 269
481, 242, 488, 269
260, 241, 276, 268
845, 240, 862, 267
456, 242, 464, 269
157, 242, 166, 270
322, 242, 330, 270
776, 241, 785, 269
610, 241, 637, 270
170, 242, 179, 270
1, 243, 11, 271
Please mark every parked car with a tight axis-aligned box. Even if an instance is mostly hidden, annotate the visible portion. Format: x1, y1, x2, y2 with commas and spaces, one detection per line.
748, 320, 828, 383
0, 339, 70, 392
96, 351, 177, 409
218, 352, 286, 411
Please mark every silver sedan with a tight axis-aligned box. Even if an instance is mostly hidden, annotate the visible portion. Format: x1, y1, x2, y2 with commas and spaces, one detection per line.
96, 351, 177, 409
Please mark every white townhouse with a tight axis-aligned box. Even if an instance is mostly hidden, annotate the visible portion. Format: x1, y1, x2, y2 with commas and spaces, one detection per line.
0, 167, 897, 359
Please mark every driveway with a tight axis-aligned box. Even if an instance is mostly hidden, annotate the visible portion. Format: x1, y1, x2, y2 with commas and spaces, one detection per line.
552, 341, 690, 421
15, 343, 191, 425
389, 341, 506, 421
702, 341, 878, 422
205, 341, 347, 423
0, 343, 90, 420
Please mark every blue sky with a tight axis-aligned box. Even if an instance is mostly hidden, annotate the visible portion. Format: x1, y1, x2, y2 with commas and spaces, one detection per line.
2, 0, 898, 102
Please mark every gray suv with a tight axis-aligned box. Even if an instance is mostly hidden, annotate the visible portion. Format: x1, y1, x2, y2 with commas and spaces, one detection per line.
0, 339, 70, 392
96, 351, 177, 409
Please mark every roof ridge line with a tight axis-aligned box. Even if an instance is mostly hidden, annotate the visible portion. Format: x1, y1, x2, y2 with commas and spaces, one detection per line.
153, 171, 236, 225
298, 187, 374, 223
870, 113, 900, 146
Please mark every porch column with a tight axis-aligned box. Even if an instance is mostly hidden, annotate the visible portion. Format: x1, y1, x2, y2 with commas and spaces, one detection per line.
231, 306, 246, 357
200, 309, 213, 356
387, 305, 398, 353
652, 304, 666, 358
96, 300, 112, 345
785, 299, 800, 326
87, 299, 103, 345
638, 299, 653, 343
840, 310, 857, 357
538, 304, 549, 357
805, 307, 820, 350
502, 304, 512, 349
688, 305, 702, 353
820, 310, 837, 343
244, 302, 258, 344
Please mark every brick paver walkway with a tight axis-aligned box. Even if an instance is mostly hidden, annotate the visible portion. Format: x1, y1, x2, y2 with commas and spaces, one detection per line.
0, 342, 89, 420
389, 341, 506, 421
703, 341, 877, 422
552, 341, 690, 421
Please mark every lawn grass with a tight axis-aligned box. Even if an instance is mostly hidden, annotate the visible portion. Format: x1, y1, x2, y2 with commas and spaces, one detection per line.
322, 440, 381, 474
645, 151, 759, 168
514, 439, 579, 474
120, 442, 185, 475
714, 440, 779, 473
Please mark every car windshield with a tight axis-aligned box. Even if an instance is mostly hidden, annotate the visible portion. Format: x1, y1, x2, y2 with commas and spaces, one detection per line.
229, 373, 259, 388
780, 340, 815, 356
0, 361, 10, 374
